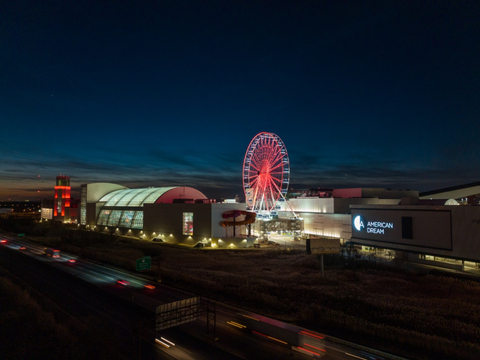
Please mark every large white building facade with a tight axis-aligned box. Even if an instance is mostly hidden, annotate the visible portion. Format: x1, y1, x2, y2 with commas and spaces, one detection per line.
350, 205, 480, 261
347, 182, 480, 267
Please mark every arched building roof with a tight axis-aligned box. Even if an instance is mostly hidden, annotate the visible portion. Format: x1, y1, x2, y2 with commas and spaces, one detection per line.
99, 186, 207, 207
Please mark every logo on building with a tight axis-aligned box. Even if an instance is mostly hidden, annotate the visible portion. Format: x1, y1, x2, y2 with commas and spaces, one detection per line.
353, 215, 365, 231
353, 214, 394, 235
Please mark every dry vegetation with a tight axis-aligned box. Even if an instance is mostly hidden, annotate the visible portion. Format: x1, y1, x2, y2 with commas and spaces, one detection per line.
0, 266, 129, 360
23, 228, 480, 360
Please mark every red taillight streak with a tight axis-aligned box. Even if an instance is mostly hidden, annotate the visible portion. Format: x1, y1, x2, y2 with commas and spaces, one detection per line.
304, 343, 326, 352
298, 346, 320, 355
252, 330, 268, 338
300, 330, 324, 339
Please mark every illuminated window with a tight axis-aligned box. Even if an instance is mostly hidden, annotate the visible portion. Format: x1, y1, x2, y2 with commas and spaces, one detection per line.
97, 210, 111, 226
80, 186, 87, 225
80, 207, 86, 225
119, 211, 135, 228
183, 212, 193, 235
41, 208, 53, 220
131, 211, 144, 229
107, 210, 122, 227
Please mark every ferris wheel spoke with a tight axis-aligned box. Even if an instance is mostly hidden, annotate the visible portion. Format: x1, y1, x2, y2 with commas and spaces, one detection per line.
271, 177, 282, 184
269, 156, 284, 168
266, 185, 275, 210
270, 150, 284, 164
265, 146, 280, 163
271, 179, 284, 195
260, 138, 266, 150
269, 152, 283, 162
252, 184, 260, 209
258, 189, 265, 211
269, 186, 277, 210
267, 154, 283, 169
267, 137, 274, 151
270, 178, 281, 187
249, 162, 261, 172
270, 145, 281, 158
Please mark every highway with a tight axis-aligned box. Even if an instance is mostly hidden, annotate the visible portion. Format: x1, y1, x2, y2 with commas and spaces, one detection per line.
0, 233, 405, 360
0, 235, 239, 360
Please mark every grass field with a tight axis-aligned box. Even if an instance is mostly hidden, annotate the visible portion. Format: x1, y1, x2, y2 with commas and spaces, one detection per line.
0, 265, 129, 360
28, 230, 480, 360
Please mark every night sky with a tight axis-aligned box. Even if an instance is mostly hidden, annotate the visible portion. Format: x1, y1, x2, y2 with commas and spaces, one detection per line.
1, 1, 480, 201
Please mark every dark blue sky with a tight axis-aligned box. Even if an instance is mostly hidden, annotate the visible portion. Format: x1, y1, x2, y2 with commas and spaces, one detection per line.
1, 1, 479, 200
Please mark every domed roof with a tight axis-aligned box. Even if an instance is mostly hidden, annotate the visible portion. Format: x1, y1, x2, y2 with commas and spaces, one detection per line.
99, 186, 207, 207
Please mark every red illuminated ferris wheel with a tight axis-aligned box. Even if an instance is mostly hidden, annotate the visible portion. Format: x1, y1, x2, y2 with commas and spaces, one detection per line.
243, 132, 289, 213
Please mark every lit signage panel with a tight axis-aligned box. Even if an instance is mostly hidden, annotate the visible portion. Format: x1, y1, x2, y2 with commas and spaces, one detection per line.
351, 208, 452, 251
353, 215, 394, 235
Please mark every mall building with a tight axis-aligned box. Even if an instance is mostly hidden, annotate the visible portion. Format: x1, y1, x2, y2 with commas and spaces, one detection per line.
278, 185, 480, 268
79, 183, 255, 248
350, 204, 480, 268
349, 181, 480, 268
278, 188, 418, 243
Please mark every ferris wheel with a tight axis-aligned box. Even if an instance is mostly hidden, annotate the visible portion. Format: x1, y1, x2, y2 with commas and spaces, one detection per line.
243, 132, 290, 214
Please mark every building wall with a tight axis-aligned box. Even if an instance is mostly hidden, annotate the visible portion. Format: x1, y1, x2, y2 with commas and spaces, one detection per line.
420, 184, 480, 200
143, 202, 249, 238
333, 188, 419, 199
85, 203, 98, 226
281, 198, 335, 213
350, 205, 480, 262
332, 188, 362, 198
333, 198, 400, 213
281, 197, 400, 214
300, 213, 351, 240
143, 203, 213, 237
361, 188, 418, 199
